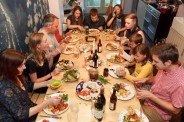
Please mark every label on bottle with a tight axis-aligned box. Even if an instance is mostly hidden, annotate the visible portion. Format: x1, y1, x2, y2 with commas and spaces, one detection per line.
94, 109, 103, 119
109, 102, 115, 110
98, 47, 102, 53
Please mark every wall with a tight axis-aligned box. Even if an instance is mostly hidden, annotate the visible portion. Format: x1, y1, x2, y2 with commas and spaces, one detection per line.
0, 0, 49, 52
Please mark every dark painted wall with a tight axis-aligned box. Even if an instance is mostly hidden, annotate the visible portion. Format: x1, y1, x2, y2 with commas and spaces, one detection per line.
0, 0, 49, 53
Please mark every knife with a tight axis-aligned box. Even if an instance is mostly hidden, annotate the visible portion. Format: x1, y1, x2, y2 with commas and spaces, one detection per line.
40, 115, 62, 119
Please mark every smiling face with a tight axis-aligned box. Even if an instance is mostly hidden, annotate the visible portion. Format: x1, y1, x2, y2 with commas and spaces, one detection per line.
37, 36, 49, 52
152, 54, 167, 70
74, 10, 81, 19
134, 52, 146, 63
114, 6, 121, 15
17, 60, 26, 75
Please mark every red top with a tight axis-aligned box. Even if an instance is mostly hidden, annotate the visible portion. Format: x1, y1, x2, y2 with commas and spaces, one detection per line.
145, 66, 184, 120
55, 29, 62, 43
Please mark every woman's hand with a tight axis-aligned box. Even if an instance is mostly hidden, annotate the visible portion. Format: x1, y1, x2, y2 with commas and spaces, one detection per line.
51, 67, 61, 76
60, 43, 66, 51
47, 96, 61, 106
78, 26, 85, 32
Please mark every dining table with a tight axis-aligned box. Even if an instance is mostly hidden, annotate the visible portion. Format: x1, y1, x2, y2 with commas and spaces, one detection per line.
35, 29, 143, 122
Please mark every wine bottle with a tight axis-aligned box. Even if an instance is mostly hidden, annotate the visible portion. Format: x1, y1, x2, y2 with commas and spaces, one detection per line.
97, 39, 102, 53
92, 50, 98, 68
109, 88, 117, 111
94, 96, 103, 121
100, 87, 106, 113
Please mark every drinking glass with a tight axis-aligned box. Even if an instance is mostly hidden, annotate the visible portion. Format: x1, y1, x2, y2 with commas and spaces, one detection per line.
67, 103, 79, 122
73, 47, 80, 59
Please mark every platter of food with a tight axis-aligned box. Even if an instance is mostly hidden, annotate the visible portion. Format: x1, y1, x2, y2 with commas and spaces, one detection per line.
105, 42, 119, 51
62, 46, 74, 54
44, 93, 69, 115
108, 65, 129, 78
119, 106, 149, 122
62, 69, 80, 82
89, 29, 100, 35
38, 118, 58, 122
76, 80, 103, 100
56, 59, 74, 70
106, 29, 115, 34
106, 53, 124, 63
65, 35, 80, 43
111, 83, 135, 100
78, 44, 92, 52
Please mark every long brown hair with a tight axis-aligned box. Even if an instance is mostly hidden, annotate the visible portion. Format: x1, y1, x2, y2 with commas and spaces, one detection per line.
27, 33, 46, 66
125, 13, 138, 30
0, 49, 25, 84
72, 6, 83, 26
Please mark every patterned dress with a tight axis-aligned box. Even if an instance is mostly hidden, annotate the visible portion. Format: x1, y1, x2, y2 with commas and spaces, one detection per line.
0, 79, 37, 122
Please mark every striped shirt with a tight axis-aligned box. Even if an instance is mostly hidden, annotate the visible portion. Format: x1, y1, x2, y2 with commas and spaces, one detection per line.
145, 66, 184, 120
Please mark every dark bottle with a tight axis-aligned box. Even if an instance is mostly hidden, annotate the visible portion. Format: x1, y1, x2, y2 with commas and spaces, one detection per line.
97, 39, 102, 53
92, 50, 98, 68
109, 88, 117, 111
94, 96, 103, 121
100, 87, 106, 113
89, 50, 93, 60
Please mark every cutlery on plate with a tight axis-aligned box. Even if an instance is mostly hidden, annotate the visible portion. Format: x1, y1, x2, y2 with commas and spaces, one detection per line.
40, 115, 62, 119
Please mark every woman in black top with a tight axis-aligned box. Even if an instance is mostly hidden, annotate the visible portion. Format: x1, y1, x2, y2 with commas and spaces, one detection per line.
0, 49, 61, 122
66, 6, 84, 33
106, 4, 125, 30
115, 13, 145, 43
25, 33, 61, 93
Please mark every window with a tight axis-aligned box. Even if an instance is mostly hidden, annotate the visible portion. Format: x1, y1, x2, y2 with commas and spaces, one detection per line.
84, 0, 122, 14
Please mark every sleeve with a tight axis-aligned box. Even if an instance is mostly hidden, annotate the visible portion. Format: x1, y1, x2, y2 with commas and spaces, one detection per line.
125, 62, 153, 82
171, 84, 184, 108
120, 51, 134, 62
26, 59, 37, 74
0, 84, 29, 121
99, 16, 105, 29
25, 78, 34, 92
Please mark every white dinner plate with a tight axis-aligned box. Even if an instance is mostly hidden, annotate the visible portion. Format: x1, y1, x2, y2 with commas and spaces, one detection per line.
106, 53, 124, 63
38, 118, 58, 122
105, 42, 119, 51
108, 65, 129, 78
119, 109, 149, 122
78, 44, 92, 52
89, 29, 100, 34
68, 35, 80, 43
110, 83, 135, 100
76, 80, 103, 100
43, 93, 69, 115
62, 46, 74, 54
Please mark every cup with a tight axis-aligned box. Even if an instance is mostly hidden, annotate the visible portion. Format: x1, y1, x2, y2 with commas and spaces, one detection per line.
73, 48, 80, 59
103, 68, 109, 77
67, 103, 79, 122
88, 68, 98, 80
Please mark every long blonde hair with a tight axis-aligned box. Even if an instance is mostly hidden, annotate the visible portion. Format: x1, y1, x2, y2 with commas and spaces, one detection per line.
27, 33, 46, 66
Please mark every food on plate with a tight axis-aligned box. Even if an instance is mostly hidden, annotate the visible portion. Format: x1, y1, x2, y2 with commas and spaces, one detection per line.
49, 80, 62, 90
65, 46, 73, 52
108, 54, 124, 63
106, 43, 118, 50
106, 29, 115, 34
89, 29, 99, 33
123, 106, 142, 122
47, 94, 69, 114
86, 36, 96, 42
77, 90, 90, 96
42, 119, 50, 122
63, 69, 79, 81
113, 83, 131, 98
56, 59, 74, 70
79, 44, 92, 52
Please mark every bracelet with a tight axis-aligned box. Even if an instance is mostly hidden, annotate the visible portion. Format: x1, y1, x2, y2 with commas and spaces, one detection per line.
50, 73, 52, 78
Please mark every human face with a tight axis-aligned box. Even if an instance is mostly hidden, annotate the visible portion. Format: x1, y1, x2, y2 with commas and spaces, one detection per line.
114, 6, 121, 15
17, 60, 26, 75
129, 41, 137, 50
134, 52, 146, 63
152, 54, 167, 70
125, 18, 136, 30
74, 10, 81, 19
91, 15, 98, 22
38, 36, 49, 52
52, 19, 59, 32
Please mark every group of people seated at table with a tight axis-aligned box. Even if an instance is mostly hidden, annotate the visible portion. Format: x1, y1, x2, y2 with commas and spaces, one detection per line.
0, 4, 184, 122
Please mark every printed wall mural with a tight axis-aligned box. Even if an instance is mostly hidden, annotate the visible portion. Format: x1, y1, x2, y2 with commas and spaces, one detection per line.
0, 0, 49, 53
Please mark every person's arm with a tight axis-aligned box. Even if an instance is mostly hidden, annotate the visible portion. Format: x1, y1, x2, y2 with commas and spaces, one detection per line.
120, 51, 134, 62
29, 97, 61, 117
66, 18, 83, 31
137, 89, 181, 114
106, 14, 115, 27
138, 30, 145, 43
124, 62, 153, 82
98, 16, 105, 30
